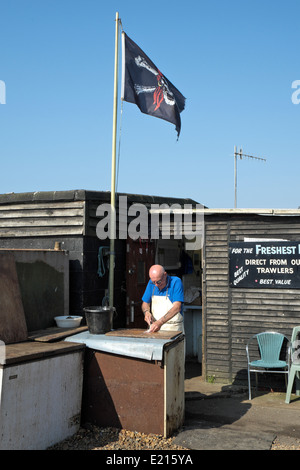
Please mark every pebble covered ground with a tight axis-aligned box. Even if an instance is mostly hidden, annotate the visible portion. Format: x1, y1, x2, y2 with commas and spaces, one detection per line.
271, 436, 300, 450
48, 424, 300, 450
48, 425, 189, 451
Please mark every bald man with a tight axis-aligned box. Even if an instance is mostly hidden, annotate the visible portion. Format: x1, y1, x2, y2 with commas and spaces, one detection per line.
141, 265, 184, 333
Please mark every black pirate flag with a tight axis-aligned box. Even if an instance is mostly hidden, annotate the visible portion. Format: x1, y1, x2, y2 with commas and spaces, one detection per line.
121, 33, 185, 138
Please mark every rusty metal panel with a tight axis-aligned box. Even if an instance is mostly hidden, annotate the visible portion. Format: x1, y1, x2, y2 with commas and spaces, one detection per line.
81, 349, 165, 435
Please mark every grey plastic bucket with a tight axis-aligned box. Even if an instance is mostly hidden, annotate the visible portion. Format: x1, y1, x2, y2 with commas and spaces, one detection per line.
84, 306, 116, 334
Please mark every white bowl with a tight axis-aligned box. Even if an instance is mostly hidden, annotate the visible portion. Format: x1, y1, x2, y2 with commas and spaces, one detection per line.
54, 316, 83, 328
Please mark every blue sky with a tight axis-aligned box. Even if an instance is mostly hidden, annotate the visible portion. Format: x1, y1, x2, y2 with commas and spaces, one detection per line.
0, 0, 299, 208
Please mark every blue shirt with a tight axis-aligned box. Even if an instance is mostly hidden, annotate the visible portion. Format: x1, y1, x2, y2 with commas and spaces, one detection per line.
142, 275, 184, 313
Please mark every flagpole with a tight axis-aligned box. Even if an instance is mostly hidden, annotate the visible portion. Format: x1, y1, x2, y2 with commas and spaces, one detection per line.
109, 11, 120, 307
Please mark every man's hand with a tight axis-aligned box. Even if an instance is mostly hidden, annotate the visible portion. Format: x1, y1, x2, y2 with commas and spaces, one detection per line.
144, 310, 153, 326
148, 319, 163, 333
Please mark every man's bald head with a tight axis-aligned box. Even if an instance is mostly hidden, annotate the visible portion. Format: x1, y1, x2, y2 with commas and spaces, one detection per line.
149, 265, 165, 278
149, 265, 167, 290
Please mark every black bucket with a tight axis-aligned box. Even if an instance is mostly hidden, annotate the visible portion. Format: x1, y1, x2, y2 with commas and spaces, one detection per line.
84, 306, 116, 334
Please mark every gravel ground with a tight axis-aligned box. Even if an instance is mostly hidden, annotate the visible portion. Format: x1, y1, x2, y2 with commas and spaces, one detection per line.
271, 436, 300, 450
48, 424, 300, 450
48, 425, 189, 451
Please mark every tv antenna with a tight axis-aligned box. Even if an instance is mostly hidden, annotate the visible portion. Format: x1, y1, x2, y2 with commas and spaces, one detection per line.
234, 145, 266, 208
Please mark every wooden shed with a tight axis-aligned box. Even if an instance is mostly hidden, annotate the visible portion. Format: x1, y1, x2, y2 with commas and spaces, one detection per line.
202, 208, 300, 387
0, 190, 201, 335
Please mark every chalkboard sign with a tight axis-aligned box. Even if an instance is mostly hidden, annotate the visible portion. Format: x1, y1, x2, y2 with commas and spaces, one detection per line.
229, 241, 300, 288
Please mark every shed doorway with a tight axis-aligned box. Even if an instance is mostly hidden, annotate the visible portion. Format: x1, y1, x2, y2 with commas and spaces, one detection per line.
126, 237, 203, 364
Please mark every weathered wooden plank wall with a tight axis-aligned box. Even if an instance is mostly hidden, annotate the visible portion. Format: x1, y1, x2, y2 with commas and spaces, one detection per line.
203, 219, 230, 382
203, 214, 300, 385
0, 201, 85, 237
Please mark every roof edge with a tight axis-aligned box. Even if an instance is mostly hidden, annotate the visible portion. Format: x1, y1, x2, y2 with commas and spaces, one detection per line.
0, 190, 201, 206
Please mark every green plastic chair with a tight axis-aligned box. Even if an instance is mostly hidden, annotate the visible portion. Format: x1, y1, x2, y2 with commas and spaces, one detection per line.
246, 331, 290, 400
285, 326, 300, 404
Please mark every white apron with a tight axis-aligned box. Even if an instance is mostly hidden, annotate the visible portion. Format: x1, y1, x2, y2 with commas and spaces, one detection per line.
151, 286, 184, 333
